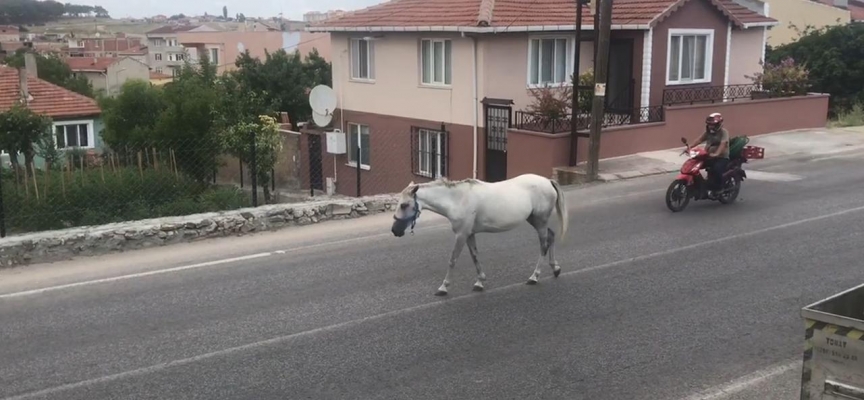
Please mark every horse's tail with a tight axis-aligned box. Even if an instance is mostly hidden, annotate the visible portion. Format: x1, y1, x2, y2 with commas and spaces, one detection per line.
550, 179, 568, 240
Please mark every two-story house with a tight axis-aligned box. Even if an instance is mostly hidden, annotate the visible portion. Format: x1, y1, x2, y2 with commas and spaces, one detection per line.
306, 0, 779, 196
145, 25, 217, 76
65, 57, 150, 97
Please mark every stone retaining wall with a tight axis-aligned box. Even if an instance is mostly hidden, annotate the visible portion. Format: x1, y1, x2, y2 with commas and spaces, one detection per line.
0, 195, 400, 269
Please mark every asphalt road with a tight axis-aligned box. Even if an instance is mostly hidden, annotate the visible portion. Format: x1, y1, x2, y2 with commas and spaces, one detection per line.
3, 149, 864, 400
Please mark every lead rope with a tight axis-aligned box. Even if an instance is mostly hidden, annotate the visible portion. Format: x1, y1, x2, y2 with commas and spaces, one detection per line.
410, 193, 421, 236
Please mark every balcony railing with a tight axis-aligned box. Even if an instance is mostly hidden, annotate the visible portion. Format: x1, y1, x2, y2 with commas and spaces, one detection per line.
514, 106, 665, 135
662, 84, 760, 106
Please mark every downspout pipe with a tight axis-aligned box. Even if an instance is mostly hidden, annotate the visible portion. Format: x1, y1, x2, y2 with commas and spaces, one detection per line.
462, 31, 479, 179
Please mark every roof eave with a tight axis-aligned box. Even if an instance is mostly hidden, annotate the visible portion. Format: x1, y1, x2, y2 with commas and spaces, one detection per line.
306, 24, 650, 33
742, 21, 779, 28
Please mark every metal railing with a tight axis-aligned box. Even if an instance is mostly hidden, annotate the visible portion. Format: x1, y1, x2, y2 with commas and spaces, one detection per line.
662, 84, 762, 106
513, 105, 665, 135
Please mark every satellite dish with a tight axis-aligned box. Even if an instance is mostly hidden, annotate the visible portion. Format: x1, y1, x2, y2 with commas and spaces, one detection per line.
309, 85, 337, 117
312, 110, 332, 128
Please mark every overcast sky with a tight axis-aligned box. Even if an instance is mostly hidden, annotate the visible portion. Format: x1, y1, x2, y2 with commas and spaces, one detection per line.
84, 0, 380, 20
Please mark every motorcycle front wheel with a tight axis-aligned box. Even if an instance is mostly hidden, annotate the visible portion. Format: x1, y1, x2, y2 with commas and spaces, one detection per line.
666, 179, 691, 212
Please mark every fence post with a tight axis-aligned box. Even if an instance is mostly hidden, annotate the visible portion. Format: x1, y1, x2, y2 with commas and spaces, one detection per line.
250, 129, 258, 207
0, 171, 5, 238
355, 143, 361, 197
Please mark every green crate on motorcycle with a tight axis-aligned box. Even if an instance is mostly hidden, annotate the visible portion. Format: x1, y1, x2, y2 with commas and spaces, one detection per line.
729, 136, 749, 159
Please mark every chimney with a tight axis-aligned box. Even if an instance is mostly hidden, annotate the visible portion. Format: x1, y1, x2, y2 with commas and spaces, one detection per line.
23, 51, 37, 79
18, 67, 30, 104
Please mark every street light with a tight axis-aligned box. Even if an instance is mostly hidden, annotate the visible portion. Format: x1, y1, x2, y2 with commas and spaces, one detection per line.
570, 0, 591, 166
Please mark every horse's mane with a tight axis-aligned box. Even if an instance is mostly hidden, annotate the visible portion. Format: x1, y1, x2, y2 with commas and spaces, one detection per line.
403, 177, 481, 193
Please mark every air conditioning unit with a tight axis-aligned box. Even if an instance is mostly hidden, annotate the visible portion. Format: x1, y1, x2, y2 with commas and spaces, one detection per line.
326, 129, 346, 154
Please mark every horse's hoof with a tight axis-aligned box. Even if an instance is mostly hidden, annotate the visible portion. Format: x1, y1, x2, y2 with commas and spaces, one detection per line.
554, 269, 561, 278
435, 290, 448, 296
473, 285, 484, 292
526, 279, 538, 285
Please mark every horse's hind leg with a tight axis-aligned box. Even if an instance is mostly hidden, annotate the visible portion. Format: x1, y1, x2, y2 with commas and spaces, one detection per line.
466, 234, 486, 292
527, 224, 549, 285
547, 228, 561, 278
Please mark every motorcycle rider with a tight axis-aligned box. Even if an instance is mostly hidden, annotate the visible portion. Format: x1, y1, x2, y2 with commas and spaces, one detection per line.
689, 112, 729, 198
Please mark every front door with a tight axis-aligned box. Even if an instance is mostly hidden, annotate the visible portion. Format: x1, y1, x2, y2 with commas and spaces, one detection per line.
308, 134, 324, 193
606, 39, 635, 113
484, 105, 510, 182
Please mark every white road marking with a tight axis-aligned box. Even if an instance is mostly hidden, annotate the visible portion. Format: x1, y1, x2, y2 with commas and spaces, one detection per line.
3, 204, 863, 399
745, 170, 803, 182
677, 360, 798, 400
0, 188, 664, 299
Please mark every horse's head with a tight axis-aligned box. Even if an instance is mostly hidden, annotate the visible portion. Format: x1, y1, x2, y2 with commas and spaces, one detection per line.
392, 182, 421, 237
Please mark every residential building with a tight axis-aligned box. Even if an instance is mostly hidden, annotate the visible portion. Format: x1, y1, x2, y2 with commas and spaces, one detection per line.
0, 25, 20, 42
302, 0, 827, 196
146, 25, 217, 76
64, 57, 150, 97
0, 53, 104, 164
178, 30, 330, 74
304, 10, 346, 24
818, 0, 864, 23
755, 0, 850, 45
64, 34, 145, 58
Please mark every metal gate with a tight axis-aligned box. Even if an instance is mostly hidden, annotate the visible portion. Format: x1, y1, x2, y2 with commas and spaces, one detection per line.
308, 134, 324, 193
484, 102, 511, 182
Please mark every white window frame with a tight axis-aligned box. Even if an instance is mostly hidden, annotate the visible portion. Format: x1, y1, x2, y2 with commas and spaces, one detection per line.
419, 38, 452, 87
53, 120, 96, 150
526, 35, 574, 89
209, 48, 219, 65
167, 39, 178, 47
349, 38, 375, 82
416, 128, 444, 178
666, 28, 715, 86
346, 122, 370, 170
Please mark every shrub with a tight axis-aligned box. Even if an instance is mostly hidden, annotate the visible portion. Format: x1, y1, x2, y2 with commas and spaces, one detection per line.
831, 102, 864, 127
527, 84, 572, 119
748, 57, 810, 96
2, 166, 251, 233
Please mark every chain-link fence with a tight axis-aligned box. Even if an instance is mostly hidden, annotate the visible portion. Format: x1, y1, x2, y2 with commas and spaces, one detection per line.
0, 123, 457, 237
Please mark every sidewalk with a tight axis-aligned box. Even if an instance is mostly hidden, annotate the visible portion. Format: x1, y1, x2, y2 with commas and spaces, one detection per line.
556, 126, 864, 183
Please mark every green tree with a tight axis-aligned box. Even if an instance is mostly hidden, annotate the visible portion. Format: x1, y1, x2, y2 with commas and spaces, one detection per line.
219, 115, 282, 204
154, 54, 221, 181
99, 79, 166, 153
3, 50, 95, 98
223, 6, 228, 19
767, 23, 864, 113
0, 104, 54, 178
232, 48, 332, 126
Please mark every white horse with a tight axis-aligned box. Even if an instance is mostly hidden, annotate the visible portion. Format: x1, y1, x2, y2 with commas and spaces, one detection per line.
391, 173, 569, 296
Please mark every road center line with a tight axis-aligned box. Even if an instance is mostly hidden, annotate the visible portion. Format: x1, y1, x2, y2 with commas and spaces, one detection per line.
3, 204, 862, 399
677, 360, 799, 400
0, 188, 664, 299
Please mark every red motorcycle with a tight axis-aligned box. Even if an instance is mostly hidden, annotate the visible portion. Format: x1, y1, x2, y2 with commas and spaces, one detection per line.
665, 136, 764, 212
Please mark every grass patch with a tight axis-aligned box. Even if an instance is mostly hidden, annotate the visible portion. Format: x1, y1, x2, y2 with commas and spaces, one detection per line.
830, 103, 864, 128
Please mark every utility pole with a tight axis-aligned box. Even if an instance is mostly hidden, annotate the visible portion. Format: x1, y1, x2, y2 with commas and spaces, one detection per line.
569, 0, 587, 166
586, 0, 613, 180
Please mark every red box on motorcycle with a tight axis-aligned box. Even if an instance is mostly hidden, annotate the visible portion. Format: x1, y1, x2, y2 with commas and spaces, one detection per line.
742, 146, 765, 160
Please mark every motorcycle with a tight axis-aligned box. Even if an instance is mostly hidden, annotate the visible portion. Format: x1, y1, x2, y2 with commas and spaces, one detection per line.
665, 136, 764, 212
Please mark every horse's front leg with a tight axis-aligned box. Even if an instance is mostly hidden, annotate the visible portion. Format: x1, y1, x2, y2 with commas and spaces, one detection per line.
466, 234, 486, 292
436, 233, 467, 296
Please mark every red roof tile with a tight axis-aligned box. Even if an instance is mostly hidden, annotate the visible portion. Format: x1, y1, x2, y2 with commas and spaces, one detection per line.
0, 66, 101, 119
64, 57, 119, 72
310, 0, 776, 29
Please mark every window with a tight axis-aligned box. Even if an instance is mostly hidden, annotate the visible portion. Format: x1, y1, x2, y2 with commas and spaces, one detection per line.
155, 67, 163, 74
54, 121, 94, 150
167, 39, 178, 47
413, 128, 447, 178
667, 29, 714, 85
420, 39, 452, 86
528, 37, 571, 87
350, 38, 374, 81
168, 53, 185, 62
347, 123, 370, 169
209, 48, 219, 65
154, 53, 162, 61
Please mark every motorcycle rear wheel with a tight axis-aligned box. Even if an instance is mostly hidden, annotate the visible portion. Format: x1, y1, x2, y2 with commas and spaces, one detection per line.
666, 179, 691, 212
717, 175, 742, 205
